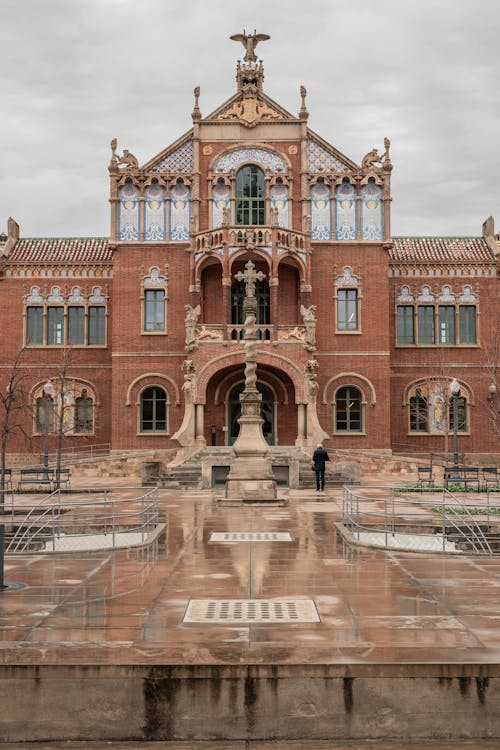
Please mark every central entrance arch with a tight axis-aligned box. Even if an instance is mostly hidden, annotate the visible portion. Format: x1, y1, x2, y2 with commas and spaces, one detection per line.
228, 381, 275, 445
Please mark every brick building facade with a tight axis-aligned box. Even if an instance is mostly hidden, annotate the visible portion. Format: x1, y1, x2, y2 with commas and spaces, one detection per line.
1, 34, 499, 464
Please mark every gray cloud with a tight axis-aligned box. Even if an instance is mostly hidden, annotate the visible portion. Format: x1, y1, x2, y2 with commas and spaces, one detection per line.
1, 0, 499, 237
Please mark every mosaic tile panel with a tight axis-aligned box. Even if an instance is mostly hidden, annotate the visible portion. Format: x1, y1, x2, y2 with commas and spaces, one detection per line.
270, 182, 289, 228
145, 183, 166, 241
307, 139, 345, 172
212, 182, 231, 228
361, 181, 383, 240
155, 139, 194, 173
335, 182, 356, 240
118, 182, 140, 241
215, 148, 286, 173
310, 182, 331, 240
169, 182, 191, 241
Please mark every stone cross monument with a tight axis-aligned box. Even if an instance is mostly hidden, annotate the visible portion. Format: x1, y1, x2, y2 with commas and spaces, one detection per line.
224, 260, 278, 503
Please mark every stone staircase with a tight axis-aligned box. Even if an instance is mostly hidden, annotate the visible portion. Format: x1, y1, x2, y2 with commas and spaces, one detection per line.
143, 446, 344, 490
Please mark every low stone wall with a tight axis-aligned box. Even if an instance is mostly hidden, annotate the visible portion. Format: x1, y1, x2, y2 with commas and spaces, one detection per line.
0, 663, 498, 742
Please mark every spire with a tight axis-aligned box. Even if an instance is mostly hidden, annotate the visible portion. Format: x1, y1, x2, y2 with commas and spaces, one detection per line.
230, 30, 269, 95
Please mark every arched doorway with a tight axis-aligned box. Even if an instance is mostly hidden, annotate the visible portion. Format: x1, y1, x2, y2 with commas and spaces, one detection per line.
228, 381, 275, 445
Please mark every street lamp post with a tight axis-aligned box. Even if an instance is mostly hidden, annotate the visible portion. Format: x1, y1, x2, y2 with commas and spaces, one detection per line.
449, 377, 461, 479
42, 379, 54, 482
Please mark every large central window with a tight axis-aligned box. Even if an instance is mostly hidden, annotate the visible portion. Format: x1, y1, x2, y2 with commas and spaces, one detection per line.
236, 165, 265, 225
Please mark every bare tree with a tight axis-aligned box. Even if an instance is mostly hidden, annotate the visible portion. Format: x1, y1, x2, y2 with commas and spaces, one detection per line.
0, 348, 30, 511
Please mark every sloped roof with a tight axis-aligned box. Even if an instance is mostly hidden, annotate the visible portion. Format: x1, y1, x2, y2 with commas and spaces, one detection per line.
390, 237, 495, 263
7, 238, 111, 264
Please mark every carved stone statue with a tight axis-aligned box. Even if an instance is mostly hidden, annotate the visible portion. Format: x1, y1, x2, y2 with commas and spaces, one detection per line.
383, 137, 391, 162
300, 304, 317, 350
184, 304, 200, 351
118, 149, 139, 169
361, 148, 382, 171
230, 30, 270, 62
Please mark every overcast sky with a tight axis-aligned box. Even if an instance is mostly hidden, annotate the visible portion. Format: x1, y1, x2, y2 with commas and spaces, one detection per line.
1, 0, 499, 238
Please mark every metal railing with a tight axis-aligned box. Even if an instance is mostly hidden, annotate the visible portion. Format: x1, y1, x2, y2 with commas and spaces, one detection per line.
341, 484, 495, 555
39, 442, 111, 465
6, 486, 159, 553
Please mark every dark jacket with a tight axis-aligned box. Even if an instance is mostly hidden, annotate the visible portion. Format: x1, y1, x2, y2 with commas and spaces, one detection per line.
312, 446, 329, 470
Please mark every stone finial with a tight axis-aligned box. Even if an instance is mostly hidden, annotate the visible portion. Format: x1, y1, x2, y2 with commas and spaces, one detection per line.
192, 86, 201, 122
299, 85, 309, 120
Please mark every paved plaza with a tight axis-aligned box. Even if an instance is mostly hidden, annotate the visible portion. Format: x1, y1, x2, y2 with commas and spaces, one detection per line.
3, 485, 500, 665
2, 480, 500, 743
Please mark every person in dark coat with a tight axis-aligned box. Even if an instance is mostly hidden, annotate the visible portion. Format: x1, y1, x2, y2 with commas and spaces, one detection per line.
312, 443, 329, 491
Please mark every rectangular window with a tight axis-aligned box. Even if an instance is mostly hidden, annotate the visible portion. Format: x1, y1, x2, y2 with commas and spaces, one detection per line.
47, 307, 64, 345
459, 305, 477, 344
396, 306, 415, 344
144, 290, 165, 332
439, 305, 456, 344
67, 307, 85, 345
26, 306, 43, 345
337, 290, 358, 331
417, 306, 435, 344
88, 306, 105, 345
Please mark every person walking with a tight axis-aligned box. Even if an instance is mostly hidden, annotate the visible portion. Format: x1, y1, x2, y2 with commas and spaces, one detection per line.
312, 443, 330, 492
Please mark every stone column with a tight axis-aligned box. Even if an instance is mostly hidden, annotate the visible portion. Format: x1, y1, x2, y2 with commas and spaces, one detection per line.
195, 404, 206, 446
225, 261, 278, 503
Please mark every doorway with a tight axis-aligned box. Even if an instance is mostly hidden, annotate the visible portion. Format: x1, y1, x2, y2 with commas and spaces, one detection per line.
228, 381, 275, 445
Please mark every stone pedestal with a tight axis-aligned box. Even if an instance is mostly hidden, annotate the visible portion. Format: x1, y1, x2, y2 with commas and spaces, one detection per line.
225, 390, 278, 503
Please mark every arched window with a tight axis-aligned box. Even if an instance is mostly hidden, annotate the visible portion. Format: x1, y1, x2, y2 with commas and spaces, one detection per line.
140, 386, 168, 432
75, 389, 94, 433
335, 386, 362, 432
409, 389, 428, 432
236, 166, 265, 225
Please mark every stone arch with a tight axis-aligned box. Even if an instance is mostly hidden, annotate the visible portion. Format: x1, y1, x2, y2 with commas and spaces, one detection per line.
196, 350, 305, 404
228, 249, 272, 276
125, 373, 180, 406
210, 145, 291, 174
322, 372, 376, 406
213, 367, 289, 406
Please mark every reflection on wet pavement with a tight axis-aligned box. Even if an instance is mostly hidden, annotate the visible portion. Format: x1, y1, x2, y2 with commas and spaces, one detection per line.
2, 488, 500, 665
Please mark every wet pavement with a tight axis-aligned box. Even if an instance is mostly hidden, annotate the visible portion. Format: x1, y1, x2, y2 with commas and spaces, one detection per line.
2, 486, 500, 666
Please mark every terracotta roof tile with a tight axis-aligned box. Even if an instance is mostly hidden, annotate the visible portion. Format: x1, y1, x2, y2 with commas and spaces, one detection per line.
8, 237, 111, 264
390, 236, 494, 263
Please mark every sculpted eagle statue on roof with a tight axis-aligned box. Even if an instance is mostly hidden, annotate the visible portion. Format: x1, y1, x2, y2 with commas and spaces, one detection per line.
230, 30, 270, 62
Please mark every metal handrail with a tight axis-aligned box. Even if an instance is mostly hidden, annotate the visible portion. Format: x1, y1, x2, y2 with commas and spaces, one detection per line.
6, 487, 159, 553
342, 484, 493, 555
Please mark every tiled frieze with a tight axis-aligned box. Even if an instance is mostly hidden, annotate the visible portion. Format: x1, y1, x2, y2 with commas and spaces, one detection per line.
214, 148, 286, 173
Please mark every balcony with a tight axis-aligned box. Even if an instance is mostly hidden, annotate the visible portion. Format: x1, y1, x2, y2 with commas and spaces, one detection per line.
192, 225, 310, 255
192, 324, 307, 346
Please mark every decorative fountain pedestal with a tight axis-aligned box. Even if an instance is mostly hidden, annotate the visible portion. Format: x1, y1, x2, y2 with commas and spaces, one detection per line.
224, 261, 278, 504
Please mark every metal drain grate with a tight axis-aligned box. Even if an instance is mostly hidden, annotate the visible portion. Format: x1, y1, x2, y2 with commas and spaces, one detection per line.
209, 531, 292, 542
184, 598, 320, 623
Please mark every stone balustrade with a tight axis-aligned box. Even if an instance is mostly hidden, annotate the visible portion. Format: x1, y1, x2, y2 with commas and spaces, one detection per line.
192, 225, 310, 254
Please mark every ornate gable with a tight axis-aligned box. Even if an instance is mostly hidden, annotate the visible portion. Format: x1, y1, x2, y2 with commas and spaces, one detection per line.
143, 132, 194, 174
306, 132, 358, 174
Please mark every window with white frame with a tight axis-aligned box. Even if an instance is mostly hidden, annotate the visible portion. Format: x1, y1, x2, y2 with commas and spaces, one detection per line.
335, 267, 360, 332
142, 267, 168, 333
25, 286, 107, 347
396, 285, 477, 346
